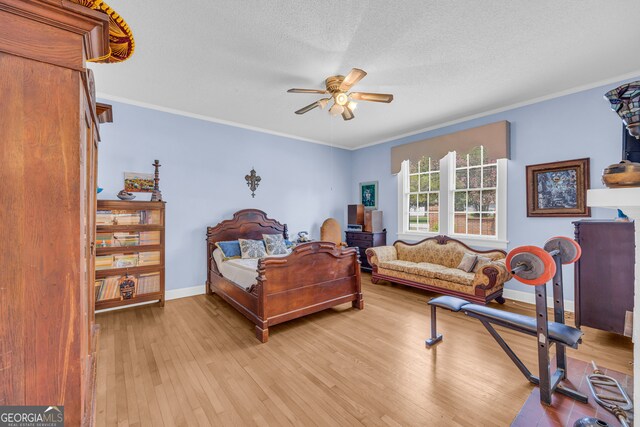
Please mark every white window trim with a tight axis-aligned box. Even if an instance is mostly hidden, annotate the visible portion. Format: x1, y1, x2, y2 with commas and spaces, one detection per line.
397, 154, 508, 250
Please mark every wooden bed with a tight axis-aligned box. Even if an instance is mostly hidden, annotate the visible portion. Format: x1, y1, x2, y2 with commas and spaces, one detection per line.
206, 209, 363, 342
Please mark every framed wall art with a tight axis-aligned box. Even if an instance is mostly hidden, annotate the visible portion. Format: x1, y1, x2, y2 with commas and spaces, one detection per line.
526, 158, 590, 217
124, 172, 154, 192
359, 181, 378, 210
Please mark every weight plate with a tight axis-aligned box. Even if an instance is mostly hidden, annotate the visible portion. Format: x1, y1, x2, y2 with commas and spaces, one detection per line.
510, 253, 545, 280
506, 245, 556, 286
543, 236, 581, 264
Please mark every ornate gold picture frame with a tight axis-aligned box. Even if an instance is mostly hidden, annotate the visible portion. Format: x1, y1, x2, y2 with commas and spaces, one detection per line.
526, 158, 590, 217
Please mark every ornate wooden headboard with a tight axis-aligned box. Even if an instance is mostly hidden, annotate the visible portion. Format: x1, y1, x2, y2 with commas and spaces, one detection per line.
206, 209, 289, 283
207, 209, 288, 251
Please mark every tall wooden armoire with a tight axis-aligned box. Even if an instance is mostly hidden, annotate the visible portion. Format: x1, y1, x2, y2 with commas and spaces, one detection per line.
0, 1, 110, 424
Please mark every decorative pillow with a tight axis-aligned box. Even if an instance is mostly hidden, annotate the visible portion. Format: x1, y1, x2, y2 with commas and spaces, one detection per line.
238, 239, 267, 259
456, 253, 478, 273
473, 255, 493, 273
263, 234, 289, 255
215, 240, 242, 260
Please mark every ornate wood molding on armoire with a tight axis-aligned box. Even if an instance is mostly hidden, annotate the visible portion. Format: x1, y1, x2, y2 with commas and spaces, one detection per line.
0, 1, 110, 425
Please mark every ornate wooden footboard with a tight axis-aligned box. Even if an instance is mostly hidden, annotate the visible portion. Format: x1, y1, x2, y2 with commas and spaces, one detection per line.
206, 209, 363, 342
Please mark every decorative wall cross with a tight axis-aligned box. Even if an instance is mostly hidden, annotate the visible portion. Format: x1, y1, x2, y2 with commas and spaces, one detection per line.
245, 168, 261, 198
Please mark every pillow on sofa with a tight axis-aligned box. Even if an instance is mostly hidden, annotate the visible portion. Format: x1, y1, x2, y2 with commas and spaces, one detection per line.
456, 253, 478, 273
215, 240, 241, 260
263, 234, 289, 255
473, 255, 493, 273
238, 239, 267, 259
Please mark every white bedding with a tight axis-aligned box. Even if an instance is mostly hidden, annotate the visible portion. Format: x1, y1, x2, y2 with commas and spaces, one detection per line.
212, 248, 288, 291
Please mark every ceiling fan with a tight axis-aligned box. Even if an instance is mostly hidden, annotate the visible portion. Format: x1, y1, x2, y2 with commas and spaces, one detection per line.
287, 68, 393, 121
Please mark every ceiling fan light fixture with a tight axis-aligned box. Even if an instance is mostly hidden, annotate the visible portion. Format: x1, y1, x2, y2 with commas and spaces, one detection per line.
329, 103, 344, 116
288, 68, 393, 120
335, 92, 348, 106
318, 98, 329, 109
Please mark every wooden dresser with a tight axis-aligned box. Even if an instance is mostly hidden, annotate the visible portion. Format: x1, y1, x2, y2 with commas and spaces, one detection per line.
573, 220, 635, 336
0, 1, 109, 425
345, 230, 387, 271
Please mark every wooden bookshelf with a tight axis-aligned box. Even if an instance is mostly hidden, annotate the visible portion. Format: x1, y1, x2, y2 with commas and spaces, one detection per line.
95, 200, 166, 310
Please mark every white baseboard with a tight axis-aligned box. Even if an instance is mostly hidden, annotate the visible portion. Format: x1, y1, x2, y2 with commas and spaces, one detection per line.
97, 284, 573, 314
503, 288, 575, 312
96, 285, 206, 313
166, 285, 206, 300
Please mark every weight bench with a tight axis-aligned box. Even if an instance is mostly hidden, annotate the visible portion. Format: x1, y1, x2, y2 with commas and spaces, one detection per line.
426, 237, 588, 406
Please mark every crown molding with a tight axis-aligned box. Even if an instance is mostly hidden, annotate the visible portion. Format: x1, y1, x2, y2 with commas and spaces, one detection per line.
349, 70, 640, 150
98, 70, 640, 152
95, 92, 352, 150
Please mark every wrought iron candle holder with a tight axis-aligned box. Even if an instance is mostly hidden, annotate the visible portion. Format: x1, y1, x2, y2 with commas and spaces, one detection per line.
151, 159, 163, 202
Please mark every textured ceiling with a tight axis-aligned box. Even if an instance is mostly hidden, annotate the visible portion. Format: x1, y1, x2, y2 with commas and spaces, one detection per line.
90, 1, 640, 149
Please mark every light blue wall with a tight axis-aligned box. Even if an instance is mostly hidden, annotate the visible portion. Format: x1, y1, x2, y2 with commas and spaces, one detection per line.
99, 77, 636, 300
350, 78, 638, 301
97, 101, 352, 291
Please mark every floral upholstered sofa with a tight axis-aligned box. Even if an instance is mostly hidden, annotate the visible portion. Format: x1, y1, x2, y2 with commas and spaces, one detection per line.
365, 236, 511, 304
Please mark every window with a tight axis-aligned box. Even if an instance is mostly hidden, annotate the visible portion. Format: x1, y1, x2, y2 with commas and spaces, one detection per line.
398, 146, 507, 249
407, 156, 440, 233
452, 146, 497, 237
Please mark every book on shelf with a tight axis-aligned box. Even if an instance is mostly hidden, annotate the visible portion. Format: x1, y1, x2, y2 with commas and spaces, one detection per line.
139, 231, 160, 245
113, 254, 138, 268
96, 277, 120, 301
95, 255, 113, 270
137, 251, 160, 266
96, 210, 114, 225
94, 280, 103, 301
137, 273, 160, 294
96, 232, 158, 248
140, 210, 161, 225
96, 274, 161, 301
96, 252, 159, 269
96, 233, 113, 247
113, 211, 141, 225
113, 232, 140, 247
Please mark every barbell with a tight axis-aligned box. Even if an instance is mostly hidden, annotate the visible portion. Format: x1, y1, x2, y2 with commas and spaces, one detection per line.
505, 236, 581, 286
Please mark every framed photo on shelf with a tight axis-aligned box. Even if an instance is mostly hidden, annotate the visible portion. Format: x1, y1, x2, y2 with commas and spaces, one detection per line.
526, 158, 590, 217
124, 172, 154, 192
359, 181, 378, 210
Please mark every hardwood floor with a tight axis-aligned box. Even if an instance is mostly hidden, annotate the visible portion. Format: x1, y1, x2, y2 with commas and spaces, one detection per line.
95, 274, 632, 426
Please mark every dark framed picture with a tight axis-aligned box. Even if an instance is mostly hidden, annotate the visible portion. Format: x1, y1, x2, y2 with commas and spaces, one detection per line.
359, 181, 378, 210
526, 158, 590, 217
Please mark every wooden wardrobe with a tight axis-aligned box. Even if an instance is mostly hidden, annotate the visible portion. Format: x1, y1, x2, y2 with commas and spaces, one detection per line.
0, 1, 110, 425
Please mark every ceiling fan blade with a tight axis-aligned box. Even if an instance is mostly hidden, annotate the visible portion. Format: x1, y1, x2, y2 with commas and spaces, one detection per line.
287, 88, 327, 94
339, 68, 367, 91
295, 101, 321, 115
350, 92, 394, 103
342, 105, 354, 121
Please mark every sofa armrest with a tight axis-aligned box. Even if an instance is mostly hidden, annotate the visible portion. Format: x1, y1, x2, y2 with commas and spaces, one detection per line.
365, 246, 398, 267
472, 259, 512, 291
